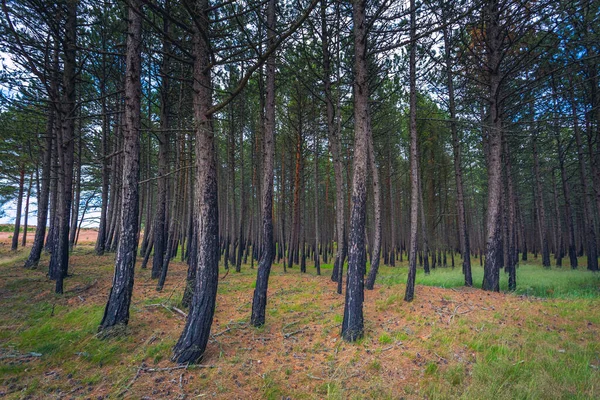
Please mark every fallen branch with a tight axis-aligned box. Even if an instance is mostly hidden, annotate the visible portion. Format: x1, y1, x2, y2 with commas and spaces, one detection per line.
0, 351, 42, 360
144, 303, 187, 318
306, 373, 325, 380
282, 321, 299, 331
284, 329, 305, 339
122, 364, 144, 394
212, 327, 231, 338
68, 280, 98, 294
141, 364, 215, 372
171, 306, 187, 318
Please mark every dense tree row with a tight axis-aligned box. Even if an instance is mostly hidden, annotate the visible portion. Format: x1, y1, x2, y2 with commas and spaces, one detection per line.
1, 0, 598, 362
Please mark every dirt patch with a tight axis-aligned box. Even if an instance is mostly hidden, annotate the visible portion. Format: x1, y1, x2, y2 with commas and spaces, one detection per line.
0, 228, 99, 245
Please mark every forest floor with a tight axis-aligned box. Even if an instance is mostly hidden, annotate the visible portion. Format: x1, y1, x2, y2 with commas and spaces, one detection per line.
0, 234, 598, 399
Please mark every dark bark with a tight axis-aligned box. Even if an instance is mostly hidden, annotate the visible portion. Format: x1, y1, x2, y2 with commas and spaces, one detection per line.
24, 88, 55, 268
532, 135, 550, 267
69, 129, 82, 249
572, 84, 598, 271
152, 20, 171, 279
503, 136, 517, 291
21, 172, 33, 247
341, 0, 369, 342
405, 0, 418, 302
98, 0, 143, 332
50, 0, 78, 294
251, 0, 276, 328
557, 139, 577, 268
482, 0, 502, 292
11, 167, 25, 251
321, 0, 346, 284
365, 132, 381, 290
443, 21, 471, 286
172, 0, 220, 364
314, 129, 321, 276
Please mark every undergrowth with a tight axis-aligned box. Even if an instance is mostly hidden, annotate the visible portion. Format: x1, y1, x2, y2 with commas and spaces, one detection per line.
0, 244, 597, 399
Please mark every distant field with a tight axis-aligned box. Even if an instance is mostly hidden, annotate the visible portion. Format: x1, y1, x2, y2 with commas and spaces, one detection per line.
0, 225, 98, 245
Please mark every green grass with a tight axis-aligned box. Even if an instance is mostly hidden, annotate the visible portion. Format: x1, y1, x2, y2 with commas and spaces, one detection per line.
0, 224, 35, 232
375, 259, 600, 299
0, 246, 598, 398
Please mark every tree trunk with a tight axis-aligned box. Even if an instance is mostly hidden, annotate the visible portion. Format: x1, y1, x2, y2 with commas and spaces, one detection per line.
251, 0, 276, 328
69, 129, 82, 249
152, 12, 172, 279
25, 96, 54, 268
365, 132, 381, 290
11, 167, 25, 251
503, 136, 517, 290
341, 0, 369, 342
571, 83, 598, 271
557, 139, 577, 268
21, 172, 33, 247
443, 22, 471, 286
532, 135, 551, 267
172, 0, 220, 363
98, 0, 143, 332
321, 0, 346, 284
405, 0, 419, 302
50, 0, 77, 294
314, 129, 321, 275
482, 0, 503, 292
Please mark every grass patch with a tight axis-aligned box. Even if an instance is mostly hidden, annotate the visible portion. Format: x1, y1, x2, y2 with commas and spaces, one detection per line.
376, 260, 600, 298
0, 244, 598, 398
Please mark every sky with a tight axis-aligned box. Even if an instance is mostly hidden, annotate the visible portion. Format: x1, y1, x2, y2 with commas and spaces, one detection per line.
0, 196, 102, 228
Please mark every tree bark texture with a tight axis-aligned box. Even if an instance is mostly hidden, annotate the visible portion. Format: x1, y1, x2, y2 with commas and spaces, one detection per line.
99, 0, 143, 331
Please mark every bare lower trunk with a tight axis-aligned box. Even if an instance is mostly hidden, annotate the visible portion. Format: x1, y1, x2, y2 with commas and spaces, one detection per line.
405, 0, 419, 302
532, 135, 550, 267
11, 167, 25, 251
321, 0, 346, 284
443, 22, 471, 286
25, 94, 55, 268
572, 84, 598, 271
50, 0, 77, 294
482, 0, 503, 292
251, 0, 276, 327
21, 172, 33, 247
341, 0, 369, 342
365, 132, 381, 290
99, 0, 143, 332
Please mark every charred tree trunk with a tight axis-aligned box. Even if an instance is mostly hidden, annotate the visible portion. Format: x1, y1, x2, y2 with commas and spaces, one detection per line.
341, 0, 369, 342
